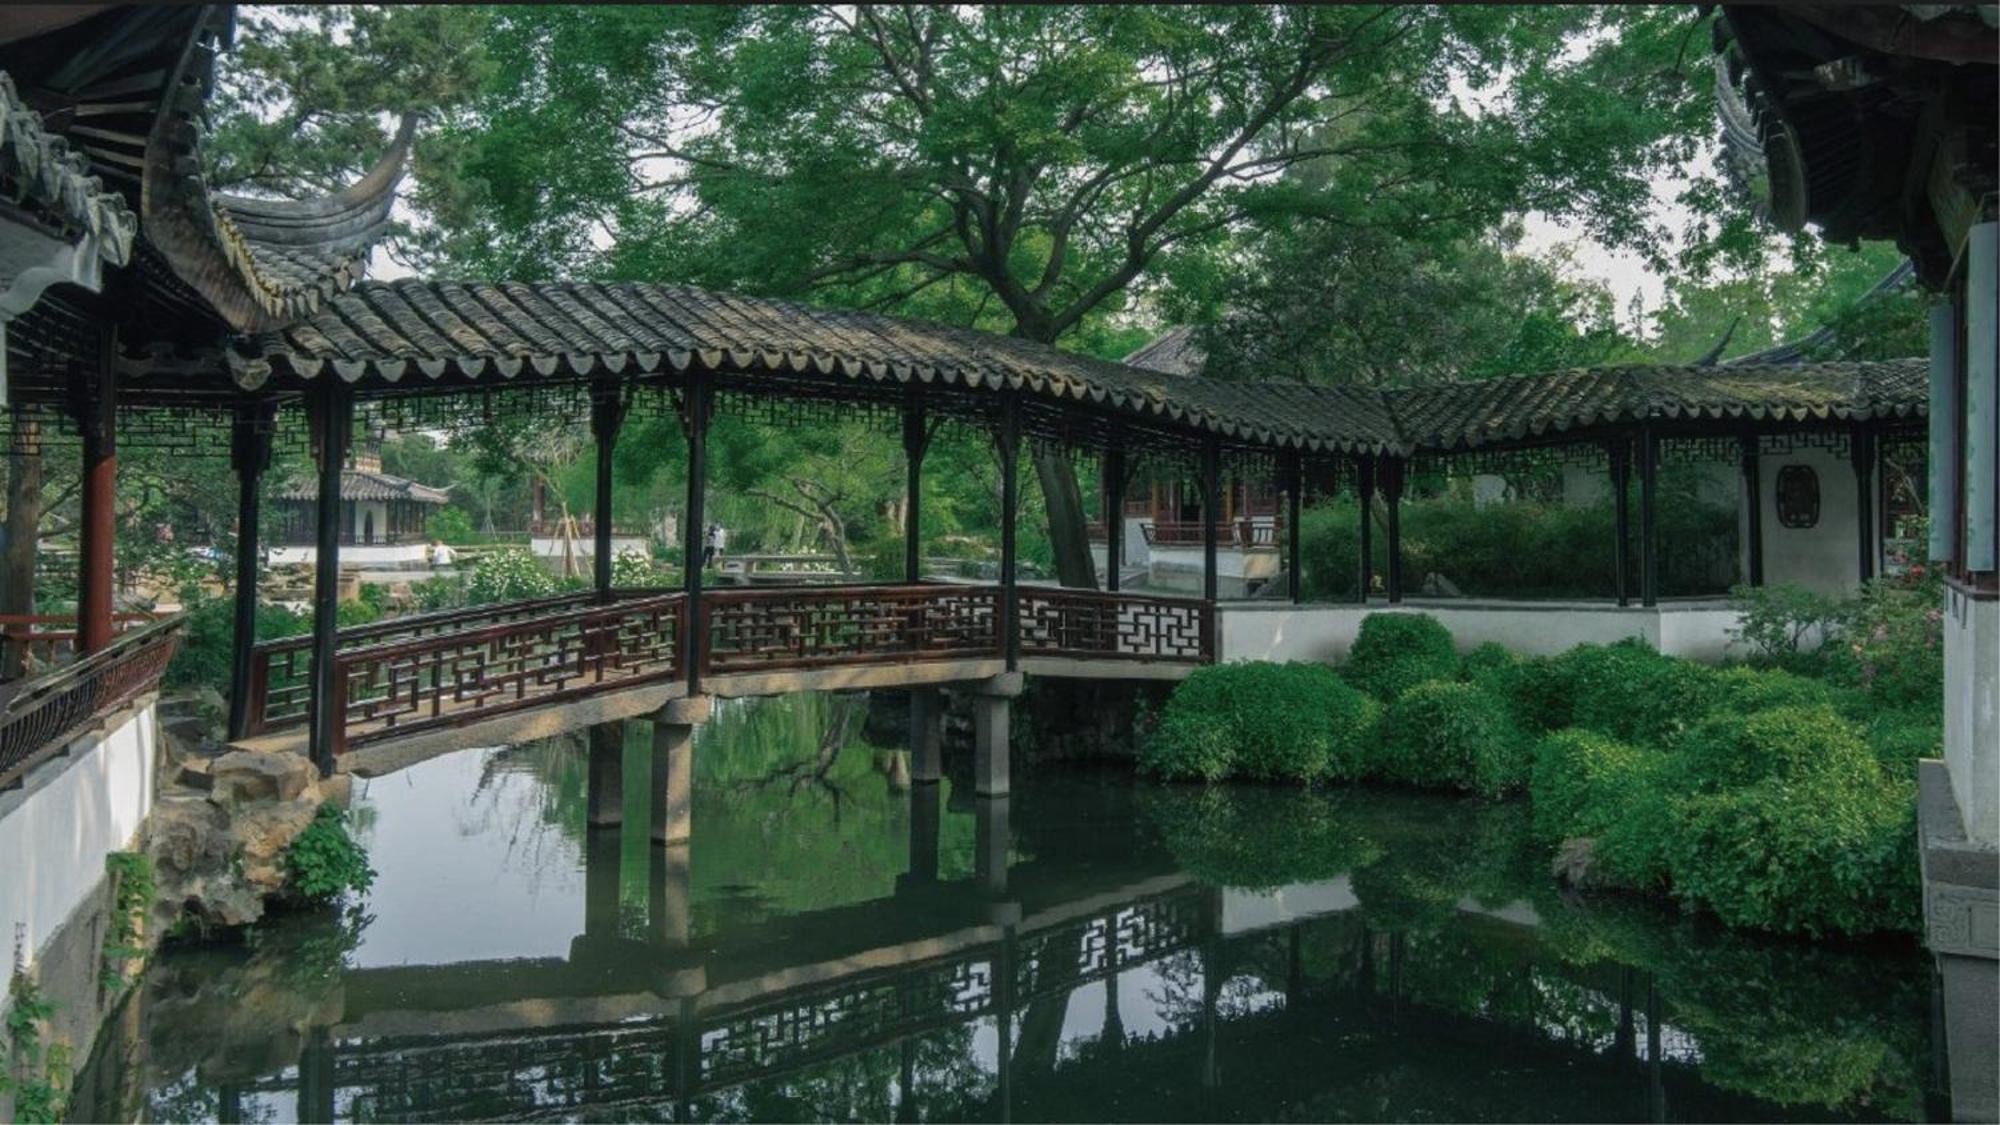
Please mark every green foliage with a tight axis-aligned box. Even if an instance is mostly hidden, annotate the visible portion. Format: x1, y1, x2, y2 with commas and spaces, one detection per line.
1551, 640, 1714, 746
408, 574, 470, 613
1140, 662, 1376, 784
1699, 664, 1839, 717
466, 547, 559, 604
1678, 704, 1875, 793
100, 852, 156, 992
1727, 582, 1844, 669
283, 804, 377, 905
1528, 730, 1672, 889
164, 594, 309, 691
1342, 612, 1458, 702
1862, 707, 1943, 777
425, 506, 476, 544
1828, 570, 1946, 710
1667, 770, 1918, 937
2, 974, 68, 1124
1374, 681, 1526, 798
610, 548, 668, 587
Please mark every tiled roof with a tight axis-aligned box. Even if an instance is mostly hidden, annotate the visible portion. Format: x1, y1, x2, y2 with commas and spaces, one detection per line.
0, 72, 136, 265
278, 468, 449, 505
224, 279, 1926, 458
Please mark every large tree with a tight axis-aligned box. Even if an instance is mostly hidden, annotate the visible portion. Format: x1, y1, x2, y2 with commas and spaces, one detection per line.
412, 5, 1718, 587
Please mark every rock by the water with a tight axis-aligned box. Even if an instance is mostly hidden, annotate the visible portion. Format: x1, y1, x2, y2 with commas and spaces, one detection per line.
1550, 837, 1603, 890
146, 751, 336, 932
209, 750, 314, 805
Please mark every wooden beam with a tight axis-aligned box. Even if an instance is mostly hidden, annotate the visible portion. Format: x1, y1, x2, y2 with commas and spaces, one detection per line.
1740, 434, 1764, 587
1201, 436, 1221, 603
228, 398, 275, 741
903, 394, 926, 585
1610, 439, 1633, 606
1356, 455, 1374, 604
1104, 436, 1126, 594
591, 386, 626, 601
1639, 423, 1660, 608
1382, 456, 1405, 605
997, 397, 1021, 670
681, 375, 710, 692
308, 381, 352, 777
73, 328, 115, 654
1285, 449, 1303, 604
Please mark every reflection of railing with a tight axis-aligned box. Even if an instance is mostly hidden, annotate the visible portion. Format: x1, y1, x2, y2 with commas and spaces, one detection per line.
326, 594, 686, 756
704, 584, 1000, 674
1018, 588, 1213, 662
1, 617, 182, 791
1, 612, 158, 678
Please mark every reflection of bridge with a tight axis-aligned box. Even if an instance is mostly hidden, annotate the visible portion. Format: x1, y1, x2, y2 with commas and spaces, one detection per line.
174, 791, 1789, 1125
233, 583, 1213, 791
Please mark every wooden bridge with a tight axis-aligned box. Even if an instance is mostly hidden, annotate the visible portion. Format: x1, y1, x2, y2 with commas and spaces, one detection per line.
235, 583, 1212, 769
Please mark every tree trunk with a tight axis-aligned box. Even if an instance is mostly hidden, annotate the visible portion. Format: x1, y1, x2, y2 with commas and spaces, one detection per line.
3, 414, 42, 678
1033, 449, 1099, 589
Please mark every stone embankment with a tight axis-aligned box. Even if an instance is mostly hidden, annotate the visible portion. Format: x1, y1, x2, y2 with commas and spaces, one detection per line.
147, 727, 350, 933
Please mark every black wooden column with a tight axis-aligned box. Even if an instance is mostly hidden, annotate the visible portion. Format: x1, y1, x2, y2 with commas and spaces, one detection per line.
227, 400, 275, 741
1201, 435, 1221, 603
74, 333, 117, 655
1355, 455, 1374, 603
1609, 439, 1633, 606
1285, 448, 1304, 604
681, 375, 710, 692
1852, 422, 1877, 582
590, 386, 627, 602
1638, 423, 1660, 608
997, 397, 1021, 670
1104, 438, 1126, 594
1739, 433, 1764, 587
903, 394, 927, 584
1382, 456, 1405, 604
308, 382, 353, 777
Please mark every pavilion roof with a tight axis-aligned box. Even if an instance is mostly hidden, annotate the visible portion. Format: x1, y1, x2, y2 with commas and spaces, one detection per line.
277, 468, 449, 506
0, 71, 135, 266
223, 278, 1926, 459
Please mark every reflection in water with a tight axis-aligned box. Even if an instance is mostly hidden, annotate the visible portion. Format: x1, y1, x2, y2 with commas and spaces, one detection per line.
74, 693, 1946, 1123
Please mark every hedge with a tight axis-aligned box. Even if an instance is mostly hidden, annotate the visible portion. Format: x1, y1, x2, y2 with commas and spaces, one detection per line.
1374, 680, 1526, 798
1140, 662, 1377, 784
1343, 612, 1458, 702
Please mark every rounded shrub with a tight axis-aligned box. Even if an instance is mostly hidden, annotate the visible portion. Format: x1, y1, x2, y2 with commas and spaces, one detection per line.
1529, 729, 1676, 889
1679, 704, 1875, 792
1141, 662, 1376, 784
1667, 770, 1918, 936
1862, 707, 1943, 776
1343, 612, 1458, 702
1698, 665, 1839, 720
1551, 640, 1714, 747
1373, 680, 1526, 797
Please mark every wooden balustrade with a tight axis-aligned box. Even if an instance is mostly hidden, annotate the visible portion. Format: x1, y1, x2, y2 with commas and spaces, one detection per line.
241, 582, 1214, 756
244, 592, 608, 735
1, 617, 183, 791
1, 612, 160, 679
704, 583, 1001, 673
1136, 520, 1281, 549
1017, 588, 1213, 663
325, 594, 686, 756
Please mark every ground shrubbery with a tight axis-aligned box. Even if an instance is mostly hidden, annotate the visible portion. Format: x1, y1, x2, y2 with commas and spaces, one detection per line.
1141, 662, 1377, 784
1341, 612, 1458, 701
1144, 600, 1940, 938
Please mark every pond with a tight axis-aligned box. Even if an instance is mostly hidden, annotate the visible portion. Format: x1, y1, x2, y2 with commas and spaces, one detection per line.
74, 692, 1948, 1123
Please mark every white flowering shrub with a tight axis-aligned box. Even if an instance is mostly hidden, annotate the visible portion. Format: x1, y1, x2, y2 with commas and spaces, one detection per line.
467, 547, 559, 604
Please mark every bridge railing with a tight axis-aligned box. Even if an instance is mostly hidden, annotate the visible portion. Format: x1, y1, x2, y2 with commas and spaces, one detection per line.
244, 592, 606, 735
1, 616, 183, 791
1, 612, 161, 680
704, 583, 1001, 674
1018, 587, 1213, 663
325, 593, 686, 756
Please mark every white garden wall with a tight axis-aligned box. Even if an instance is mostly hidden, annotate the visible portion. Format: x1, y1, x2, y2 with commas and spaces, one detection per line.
1217, 599, 1750, 666
0, 699, 158, 977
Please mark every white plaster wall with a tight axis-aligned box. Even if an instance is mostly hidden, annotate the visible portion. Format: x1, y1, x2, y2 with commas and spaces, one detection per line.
1147, 545, 1280, 583
1218, 602, 1748, 665
1759, 446, 1860, 594
1561, 466, 1610, 509
529, 534, 650, 560
1944, 588, 1998, 847
0, 700, 157, 976
1122, 516, 1151, 566
1472, 474, 1509, 508
352, 499, 390, 543
268, 543, 431, 568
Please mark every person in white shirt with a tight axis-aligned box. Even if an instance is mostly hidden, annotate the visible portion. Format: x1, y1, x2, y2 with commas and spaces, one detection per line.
704, 523, 727, 568
430, 540, 457, 569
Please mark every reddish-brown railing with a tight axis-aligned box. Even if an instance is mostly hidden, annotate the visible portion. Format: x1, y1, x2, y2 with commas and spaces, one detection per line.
325, 593, 686, 755
1139, 520, 1212, 547
1237, 519, 1280, 549
244, 592, 605, 735
1, 616, 183, 791
704, 584, 1001, 674
1, 612, 160, 678
1136, 521, 1282, 549
1017, 588, 1213, 663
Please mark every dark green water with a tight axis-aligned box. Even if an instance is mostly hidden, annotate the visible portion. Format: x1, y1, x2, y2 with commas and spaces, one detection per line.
74, 693, 1947, 1123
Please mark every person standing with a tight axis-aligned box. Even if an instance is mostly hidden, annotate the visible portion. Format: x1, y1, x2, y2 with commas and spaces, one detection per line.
704, 522, 726, 569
